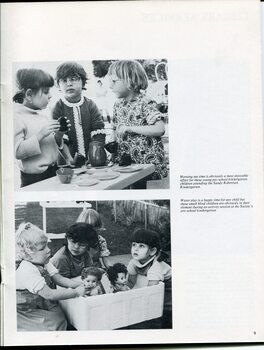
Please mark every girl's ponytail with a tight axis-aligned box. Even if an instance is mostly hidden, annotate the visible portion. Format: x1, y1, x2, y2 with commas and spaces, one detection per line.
13, 90, 25, 104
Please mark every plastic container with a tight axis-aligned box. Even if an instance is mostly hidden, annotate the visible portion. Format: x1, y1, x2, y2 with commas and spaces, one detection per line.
59, 276, 164, 330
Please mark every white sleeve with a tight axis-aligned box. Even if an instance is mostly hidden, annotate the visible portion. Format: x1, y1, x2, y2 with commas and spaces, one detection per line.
147, 261, 171, 282
16, 261, 46, 294
45, 261, 59, 276
147, 261, 164, 281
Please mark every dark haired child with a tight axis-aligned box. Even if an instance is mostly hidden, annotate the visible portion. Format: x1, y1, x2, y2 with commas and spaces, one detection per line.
76, 208, 110, 268
50, 223, 97, 278
106, 263, 130, 293
81, 267, 104, 296
127, 228, 172, 328
13, 68, 69, 187
52, 61, 105, 165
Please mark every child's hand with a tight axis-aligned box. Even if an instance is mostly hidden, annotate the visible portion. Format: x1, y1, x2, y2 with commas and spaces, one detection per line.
116, 124, 129, 136
146, 114, 161, 125
74, 284, 86, 297
37, 121, 60, 141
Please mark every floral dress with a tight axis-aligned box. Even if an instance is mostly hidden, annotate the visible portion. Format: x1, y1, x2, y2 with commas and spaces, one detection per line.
113, 94, 167, 180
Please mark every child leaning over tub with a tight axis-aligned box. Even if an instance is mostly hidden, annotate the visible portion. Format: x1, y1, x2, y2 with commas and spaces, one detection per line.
81, 267, 104, 296
127, 228, 172, 328
76, 209, 111, 268
50, 223, 95, 278
15, 222, 86, 332
13, 68, 70, 187
52, 62, 105, 166
108, 60, 168, 187
106, 263, 130, 293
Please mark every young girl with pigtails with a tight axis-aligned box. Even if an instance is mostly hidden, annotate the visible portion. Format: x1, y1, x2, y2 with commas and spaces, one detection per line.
15, 222, 87, 331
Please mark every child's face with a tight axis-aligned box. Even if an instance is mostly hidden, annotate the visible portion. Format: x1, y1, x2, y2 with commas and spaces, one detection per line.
58, 75, 83, 103
31, 88, 51, 110
30, 241, 51, 265
109, 75, 130, 99
67, 238, 89, 257
116, 272, 127, 285
131, 242, 156, 263
83, 275, 98, 289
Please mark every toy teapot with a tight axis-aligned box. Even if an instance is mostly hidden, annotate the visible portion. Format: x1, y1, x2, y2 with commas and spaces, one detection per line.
88, 141, 107, 167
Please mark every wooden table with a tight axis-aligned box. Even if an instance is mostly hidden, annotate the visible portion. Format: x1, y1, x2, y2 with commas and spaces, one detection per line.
18, 164, 155, 191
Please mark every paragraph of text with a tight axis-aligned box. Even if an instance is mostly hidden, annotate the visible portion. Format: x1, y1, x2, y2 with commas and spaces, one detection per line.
180, 198, 252, 213
180, 174, 248, 189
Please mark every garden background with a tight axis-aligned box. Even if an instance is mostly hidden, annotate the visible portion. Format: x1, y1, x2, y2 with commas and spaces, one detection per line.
15, 200, 171, 258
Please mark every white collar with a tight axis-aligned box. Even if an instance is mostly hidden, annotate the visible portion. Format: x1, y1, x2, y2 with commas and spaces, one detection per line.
61, 95, 84, 108
133, 255, 156, 268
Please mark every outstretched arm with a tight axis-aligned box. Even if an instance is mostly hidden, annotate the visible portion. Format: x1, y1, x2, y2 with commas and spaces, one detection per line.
37, 283, 86, 301
51, 273, 82, 288
117, 120, 165, 137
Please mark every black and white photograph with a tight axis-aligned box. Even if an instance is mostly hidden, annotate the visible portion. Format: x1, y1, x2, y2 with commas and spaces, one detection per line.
15, 200, 172, 331
2, 0, 264, 346
13, 59, 169, 191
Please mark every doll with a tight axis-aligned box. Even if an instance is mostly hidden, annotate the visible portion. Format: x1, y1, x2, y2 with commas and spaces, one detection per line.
81, 267, 104, 296
106, 263, 130, 293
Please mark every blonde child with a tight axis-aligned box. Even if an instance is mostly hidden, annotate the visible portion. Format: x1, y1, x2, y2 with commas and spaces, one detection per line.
81, 267, 104, 296
127, 228, 172, 328
108, 60, 168, 186
52, 62, 105, 166
76, 209, 111, 268
15, 222, 86, 331
13, 68, 69, 187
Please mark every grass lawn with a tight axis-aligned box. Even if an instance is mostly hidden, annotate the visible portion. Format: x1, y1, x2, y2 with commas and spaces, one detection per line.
15, 201, 148, 256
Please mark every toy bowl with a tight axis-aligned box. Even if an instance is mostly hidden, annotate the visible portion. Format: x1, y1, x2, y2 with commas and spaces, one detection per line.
56, 168, 74, 184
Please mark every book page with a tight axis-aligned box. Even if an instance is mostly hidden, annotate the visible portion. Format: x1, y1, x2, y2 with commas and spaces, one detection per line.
1, 0, 264, 346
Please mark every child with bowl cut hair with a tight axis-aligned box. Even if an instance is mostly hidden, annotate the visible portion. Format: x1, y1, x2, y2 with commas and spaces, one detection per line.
52, 61, 105, 166
127, 228, 172, 328
50, 222, 96, 278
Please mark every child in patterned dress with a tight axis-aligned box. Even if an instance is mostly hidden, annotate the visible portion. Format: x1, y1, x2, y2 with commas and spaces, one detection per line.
108, 60, 168, 187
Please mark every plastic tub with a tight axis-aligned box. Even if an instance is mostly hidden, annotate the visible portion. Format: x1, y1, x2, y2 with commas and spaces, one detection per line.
59, 275, 164, 330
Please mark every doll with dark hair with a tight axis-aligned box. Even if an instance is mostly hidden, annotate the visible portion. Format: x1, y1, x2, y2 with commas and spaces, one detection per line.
106, 263, 130, 293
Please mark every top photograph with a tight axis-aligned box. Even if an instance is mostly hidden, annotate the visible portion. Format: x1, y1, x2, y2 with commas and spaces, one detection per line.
13, 59, 169, 191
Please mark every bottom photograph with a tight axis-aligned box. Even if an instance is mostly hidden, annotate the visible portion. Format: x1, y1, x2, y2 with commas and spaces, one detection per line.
14, 200, 172, 331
